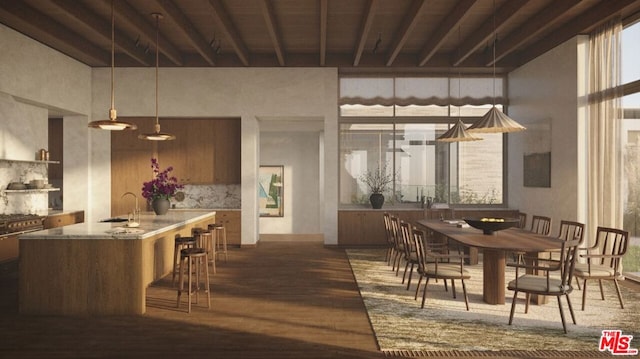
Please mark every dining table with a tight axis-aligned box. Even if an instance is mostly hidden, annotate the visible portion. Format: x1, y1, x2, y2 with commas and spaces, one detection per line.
416, 219, 565, 305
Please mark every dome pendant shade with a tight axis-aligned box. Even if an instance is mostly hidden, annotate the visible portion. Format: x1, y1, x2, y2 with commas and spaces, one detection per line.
138, 123, 176, 141
88, 108, 137, 130
436, 119, 482, 142
467, 106, 526, 133
88, 0, 136, 131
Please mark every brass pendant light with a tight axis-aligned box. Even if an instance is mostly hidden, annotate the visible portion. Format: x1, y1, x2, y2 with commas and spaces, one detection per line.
467, 0, 525, 134
88, 0, 137, 131
139, 13, 175, 141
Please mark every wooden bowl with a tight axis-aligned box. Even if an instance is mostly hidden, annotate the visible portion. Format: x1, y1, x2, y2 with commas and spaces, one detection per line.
463, 217, 520, 235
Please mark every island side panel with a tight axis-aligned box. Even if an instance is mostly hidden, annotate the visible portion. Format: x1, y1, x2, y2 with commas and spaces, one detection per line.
19, 211, 216, 315
19, 237, 144, 315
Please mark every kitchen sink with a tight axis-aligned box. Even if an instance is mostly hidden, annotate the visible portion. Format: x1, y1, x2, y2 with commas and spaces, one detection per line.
100, 217, 128, 223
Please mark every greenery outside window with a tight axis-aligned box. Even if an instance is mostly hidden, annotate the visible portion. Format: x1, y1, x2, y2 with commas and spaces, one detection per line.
339, 120, 503, 206
339, 76, 507, 207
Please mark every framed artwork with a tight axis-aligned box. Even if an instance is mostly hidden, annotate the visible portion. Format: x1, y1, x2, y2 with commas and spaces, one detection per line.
259, 165, 284, 217
523, 152, 551, 187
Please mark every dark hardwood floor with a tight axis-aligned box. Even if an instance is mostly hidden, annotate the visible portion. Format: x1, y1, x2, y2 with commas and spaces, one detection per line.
0, 241, 383, 358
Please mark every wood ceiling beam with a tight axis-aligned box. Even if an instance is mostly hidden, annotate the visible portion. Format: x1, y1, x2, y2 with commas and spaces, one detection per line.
156, 0, 216, 66
0, 0, 109, 66
259, 0, 285, 66
109, 0, 183, 66
353, 0, 378, 66
207, 0, 249, 66
452, 0, 527, 67
49, 0, 150, 66
319, 0, 328, 66
513, 0, 638, 67
418, 0, 477, 67
486, 0, 581, 67
386, 0, 429, 67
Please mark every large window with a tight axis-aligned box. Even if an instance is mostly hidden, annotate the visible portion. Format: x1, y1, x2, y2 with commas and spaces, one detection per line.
339, 76, 506, 206
621, 20, 640, 278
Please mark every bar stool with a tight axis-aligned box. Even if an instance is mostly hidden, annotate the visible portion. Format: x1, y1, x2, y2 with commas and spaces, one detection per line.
172, 234, 197, 285
208, 223, 228, 262
176, 247, 211, 313
193, 227, 216, 274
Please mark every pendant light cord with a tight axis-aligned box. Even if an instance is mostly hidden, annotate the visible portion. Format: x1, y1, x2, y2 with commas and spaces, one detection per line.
492, 0, 496, 107
110, 0, 115, 114
155, 14, 159, 129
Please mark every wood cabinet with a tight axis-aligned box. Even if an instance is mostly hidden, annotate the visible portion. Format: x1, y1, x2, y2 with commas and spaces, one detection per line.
0, 235, 18, 263
43, 211, 85, 229
212, 119, 241, 184
111, 118, 241, 216
338, 211, 386, 246
337, 209, 428, 246
215, 210, 241, 246
157, 118, 240, 185
158, 119, 215, 184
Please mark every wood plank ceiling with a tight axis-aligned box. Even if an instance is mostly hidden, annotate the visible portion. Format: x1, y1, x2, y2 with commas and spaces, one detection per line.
0, 0, 639, 74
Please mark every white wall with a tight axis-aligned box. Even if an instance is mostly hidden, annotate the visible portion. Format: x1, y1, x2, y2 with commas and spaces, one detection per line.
0, 24, 93, 219
92, 68, 339, 245
508, 37, 586, 232
259, 128, 322, 235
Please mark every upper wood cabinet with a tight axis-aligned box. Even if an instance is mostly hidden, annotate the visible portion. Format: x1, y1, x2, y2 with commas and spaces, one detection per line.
111, 118, 241, 216
158, 119, 215, 184
157, 118, 240, 185
212, 119, 241, 184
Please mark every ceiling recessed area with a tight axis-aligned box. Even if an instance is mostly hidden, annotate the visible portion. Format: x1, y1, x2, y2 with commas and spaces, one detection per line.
0, 0, 638, 74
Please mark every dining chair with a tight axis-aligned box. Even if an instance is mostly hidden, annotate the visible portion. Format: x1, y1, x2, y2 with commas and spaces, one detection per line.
518, 212, 527, 229
382, 212, 395, 265
412, 227, 470, 310
389, 215, 404, 275
507, 235, 581, 333
573, 226, 629, 311
510, 214, 551, 264
548, 220, 585, 260
530, 215, 552, 235
399, 221, 419, 290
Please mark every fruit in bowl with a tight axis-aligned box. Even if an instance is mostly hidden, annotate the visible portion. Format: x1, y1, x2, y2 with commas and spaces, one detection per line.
464, 217, 520, 235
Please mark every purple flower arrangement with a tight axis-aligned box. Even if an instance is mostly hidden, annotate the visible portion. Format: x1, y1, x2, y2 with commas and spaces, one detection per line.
141, 158, 184, 201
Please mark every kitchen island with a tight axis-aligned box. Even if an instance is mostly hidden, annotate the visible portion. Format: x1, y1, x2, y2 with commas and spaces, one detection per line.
18, 210, 216, 315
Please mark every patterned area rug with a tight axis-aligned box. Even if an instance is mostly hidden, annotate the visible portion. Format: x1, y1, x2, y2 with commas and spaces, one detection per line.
347, 248, 640, 354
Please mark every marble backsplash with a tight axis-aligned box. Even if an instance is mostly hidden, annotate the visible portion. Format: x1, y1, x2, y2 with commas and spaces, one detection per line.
0, 160, 51, 215
172, 184, 241, 209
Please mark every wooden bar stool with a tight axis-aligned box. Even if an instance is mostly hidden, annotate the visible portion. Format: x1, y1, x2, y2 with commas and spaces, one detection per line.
208, 223, 228, 262
171, 234, 197, 285
193, 227, 216, 274
176, 247, 211, 313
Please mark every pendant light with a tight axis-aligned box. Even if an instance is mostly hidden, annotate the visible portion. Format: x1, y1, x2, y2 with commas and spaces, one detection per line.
139, 13, 175, 141
88, 0, 137, 131
467, 0, 525, 134
437, 27, 481, 143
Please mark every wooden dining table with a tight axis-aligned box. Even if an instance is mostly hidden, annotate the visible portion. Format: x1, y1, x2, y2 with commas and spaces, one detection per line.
416, 219, 564, 305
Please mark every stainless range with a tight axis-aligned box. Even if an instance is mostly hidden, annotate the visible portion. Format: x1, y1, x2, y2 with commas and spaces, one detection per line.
0, 214, 45, 237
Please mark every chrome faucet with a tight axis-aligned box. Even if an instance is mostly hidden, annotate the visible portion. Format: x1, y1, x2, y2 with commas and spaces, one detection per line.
121, 192, 140, 225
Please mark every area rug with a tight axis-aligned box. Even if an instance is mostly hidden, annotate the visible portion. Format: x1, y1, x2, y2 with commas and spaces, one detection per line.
347, 248, 640, 354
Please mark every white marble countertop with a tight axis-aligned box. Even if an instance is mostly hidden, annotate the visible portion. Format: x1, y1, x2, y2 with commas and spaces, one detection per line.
19, 209, 216, 240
